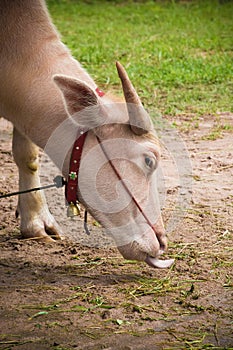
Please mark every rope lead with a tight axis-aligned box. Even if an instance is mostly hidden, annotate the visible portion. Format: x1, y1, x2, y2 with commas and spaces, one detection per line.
0, 175, 66, 199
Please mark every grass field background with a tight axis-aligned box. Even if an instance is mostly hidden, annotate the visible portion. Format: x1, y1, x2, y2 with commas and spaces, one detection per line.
47, 0, 233, 117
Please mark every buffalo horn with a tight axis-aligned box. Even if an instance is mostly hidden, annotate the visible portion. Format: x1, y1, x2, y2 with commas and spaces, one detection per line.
116, 61, 152, 135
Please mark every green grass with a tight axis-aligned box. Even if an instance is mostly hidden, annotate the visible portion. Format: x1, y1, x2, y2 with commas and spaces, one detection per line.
47, 0, 233, 117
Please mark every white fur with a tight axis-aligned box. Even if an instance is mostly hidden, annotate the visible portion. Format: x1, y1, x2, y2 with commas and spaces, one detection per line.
0, 0, 168, 262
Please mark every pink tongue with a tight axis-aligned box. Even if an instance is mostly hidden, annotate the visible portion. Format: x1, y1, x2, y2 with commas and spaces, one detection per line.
145, 256, 175, 269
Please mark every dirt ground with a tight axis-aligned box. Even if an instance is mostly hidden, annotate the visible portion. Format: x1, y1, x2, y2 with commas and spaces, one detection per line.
0, 114, 232, 350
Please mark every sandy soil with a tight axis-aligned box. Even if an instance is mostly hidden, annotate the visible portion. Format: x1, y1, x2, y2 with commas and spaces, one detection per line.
0, 114, 232, 350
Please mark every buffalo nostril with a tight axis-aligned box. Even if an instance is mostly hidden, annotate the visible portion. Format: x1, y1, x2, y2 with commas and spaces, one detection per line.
159, 243, 166, 252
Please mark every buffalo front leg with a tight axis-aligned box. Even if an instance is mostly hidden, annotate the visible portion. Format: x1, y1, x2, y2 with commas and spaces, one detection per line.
12, 127, 63, 241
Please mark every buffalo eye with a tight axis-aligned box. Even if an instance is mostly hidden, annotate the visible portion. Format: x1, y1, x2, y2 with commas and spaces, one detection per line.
145, 156, 156, 170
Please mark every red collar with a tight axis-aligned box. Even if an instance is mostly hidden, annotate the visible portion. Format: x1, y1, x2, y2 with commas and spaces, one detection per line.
65, 129, 87, 206
65, 87, 104, 211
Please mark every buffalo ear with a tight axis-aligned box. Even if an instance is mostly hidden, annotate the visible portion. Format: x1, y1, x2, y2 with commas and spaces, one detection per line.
53, 75, 98, 116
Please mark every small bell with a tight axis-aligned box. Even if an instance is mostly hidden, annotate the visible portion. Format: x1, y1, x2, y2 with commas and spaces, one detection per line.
67, 202, 81, 217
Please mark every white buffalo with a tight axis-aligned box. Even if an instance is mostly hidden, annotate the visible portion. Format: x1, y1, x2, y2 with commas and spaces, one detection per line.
0, 0, 174, 268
